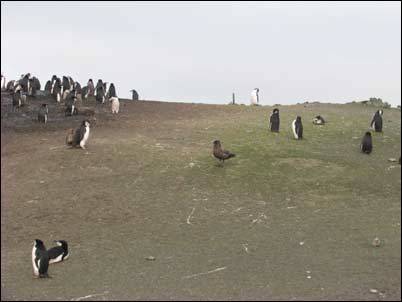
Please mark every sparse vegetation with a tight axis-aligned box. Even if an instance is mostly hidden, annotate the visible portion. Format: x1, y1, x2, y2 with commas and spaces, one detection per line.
1, 94, 401, 300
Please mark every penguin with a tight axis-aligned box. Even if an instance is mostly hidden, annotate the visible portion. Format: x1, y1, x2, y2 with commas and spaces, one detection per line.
18, 74, 30, 93
269, 108, 280, 132
62, 76, 71, 97
130, 89, 139, 101
313, 115, 326, 125
95, 79, 103, 96
370, 110, 383, 132
44, 80, 52, 93
103, 82, 109, 99
52, 78, 62, 102
50, 75, 58, 94
6, 80, 16, 92
38, 104, 49, 123
74, 82, 81, 95
95, 85, 105, 103
29, 77, 41, 96
32, 239, 50, 278
292, 116, 303, 139
361, 131, 373, 154
12, 85, 25, 110
72, 120, 91, 149
1, 73, 5, 91
65, 96, 78, 116
68, 76, 74, 89
108, 83, 116, 98
250, 88, 259, 105
48, 240, 69, 264
81, 86, 89, 99
110, 97, 120, 114
87, 79, 95, 96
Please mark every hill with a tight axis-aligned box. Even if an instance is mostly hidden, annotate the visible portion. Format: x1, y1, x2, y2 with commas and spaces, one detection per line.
1, 92, 401, 300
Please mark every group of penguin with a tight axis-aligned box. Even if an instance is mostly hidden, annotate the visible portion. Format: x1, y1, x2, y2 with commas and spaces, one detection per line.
1, 73, 41, 110
213, 107, 397, 165
43, 75, 117, 104
32, 239, 69, 278
1, 73, 120, 124
360, 109, 384, 154
42, 75, 119, 120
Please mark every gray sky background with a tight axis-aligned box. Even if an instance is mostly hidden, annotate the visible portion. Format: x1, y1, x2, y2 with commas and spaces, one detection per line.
1, 1, 401, 106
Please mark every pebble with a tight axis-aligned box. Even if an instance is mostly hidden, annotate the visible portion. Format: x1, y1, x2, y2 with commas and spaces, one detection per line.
145, 256, 156, 261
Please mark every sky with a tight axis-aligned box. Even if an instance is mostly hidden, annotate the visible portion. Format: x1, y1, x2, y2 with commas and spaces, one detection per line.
1, 1, 401, 106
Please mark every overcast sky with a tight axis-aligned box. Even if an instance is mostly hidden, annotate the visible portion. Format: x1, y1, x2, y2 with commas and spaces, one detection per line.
1, 1, 401, 106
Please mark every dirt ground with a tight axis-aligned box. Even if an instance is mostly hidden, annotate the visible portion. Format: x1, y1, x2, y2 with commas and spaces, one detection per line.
1, 92, 401, 301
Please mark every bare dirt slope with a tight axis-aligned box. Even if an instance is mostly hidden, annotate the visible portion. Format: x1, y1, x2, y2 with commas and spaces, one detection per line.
1, 93, 401, 301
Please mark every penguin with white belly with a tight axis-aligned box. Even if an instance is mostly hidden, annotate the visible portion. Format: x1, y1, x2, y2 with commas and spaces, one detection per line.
48, 240, 69, 264
32, 239, 50, 278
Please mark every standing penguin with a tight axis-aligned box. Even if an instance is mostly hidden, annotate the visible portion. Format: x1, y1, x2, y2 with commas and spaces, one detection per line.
52, 78, 62, 102
12, 85, 26, 111
361, 132, 373, 154
44, 80, 52, 93
6, 80, 16, 92
292, 116, 303, 139
95, 79, 103, 96
32, 239, 50, 278
250, 88, 259, 105
87, 79, 95, 96
72, 120, 91, 149
81, 86, 89, 100
65, 96, 78, 116
370, 110, 383, 132
48, 240, 69, 264
38, 104, 49, 123
95, 85, 105, 103
270, 108, 280, 132
108, 83, 117, 98
130, 89, 139, 101
110, 97, 120, 114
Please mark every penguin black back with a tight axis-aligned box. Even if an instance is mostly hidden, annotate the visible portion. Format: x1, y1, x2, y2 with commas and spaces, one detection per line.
38, 104, 48, 123
108, 83, 117, 98
48, 240, 69, 264
270, 108, 280, 132
130, 89, 139, 101
361, 132, 373, 154
371, 110, 383, 132
32, 239, 50, 278
292, 116, 303, 139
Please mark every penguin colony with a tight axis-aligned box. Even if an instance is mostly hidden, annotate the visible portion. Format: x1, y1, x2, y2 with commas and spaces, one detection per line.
2, 75, 399, 277
3, 72, 126, 124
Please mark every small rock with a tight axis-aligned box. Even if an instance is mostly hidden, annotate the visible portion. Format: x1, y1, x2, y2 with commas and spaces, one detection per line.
306, 275, 311, 279
39, 181, 45, 184
388, 158, 397, 162
145, 256, 156, 261
299, 241, 305, 246
189, 162, 195, 168
369, 289, 378, 294
372, 237, 381, 247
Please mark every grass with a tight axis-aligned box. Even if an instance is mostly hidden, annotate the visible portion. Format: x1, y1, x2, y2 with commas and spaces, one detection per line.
1, 100, 401, 300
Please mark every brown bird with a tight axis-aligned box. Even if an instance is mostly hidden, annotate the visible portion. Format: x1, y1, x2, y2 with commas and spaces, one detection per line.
65, 128, 74, 146
213, 140, 236, 165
